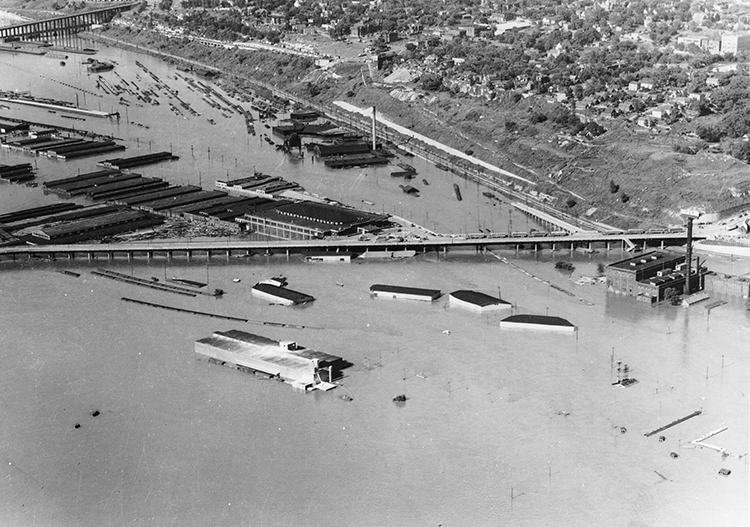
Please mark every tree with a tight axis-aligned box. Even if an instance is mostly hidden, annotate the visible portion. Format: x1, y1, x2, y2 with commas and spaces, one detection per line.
620, 193, 630, 203
664, 287, 681, 305
609, 180, 620, 193
728, 140, 750, 163
420, 73, 443, 92
696, 124, 723, 142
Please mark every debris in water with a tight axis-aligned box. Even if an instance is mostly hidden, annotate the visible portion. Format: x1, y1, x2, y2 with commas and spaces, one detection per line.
392, 394, 407, 403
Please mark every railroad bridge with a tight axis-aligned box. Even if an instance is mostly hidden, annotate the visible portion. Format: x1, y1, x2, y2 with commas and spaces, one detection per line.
0, 3, 138, 41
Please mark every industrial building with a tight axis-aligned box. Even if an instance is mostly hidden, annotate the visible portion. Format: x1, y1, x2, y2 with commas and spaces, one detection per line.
215, 173, 301, 198
370, 284, 442, 302
448, 290, 512, 313
195, 329, 345, 391
605, 251, 705, 303
238, 201, 390, 240
29, 209, 163, 243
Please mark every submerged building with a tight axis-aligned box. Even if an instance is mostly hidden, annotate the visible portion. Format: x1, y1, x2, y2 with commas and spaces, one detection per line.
605, 251, 706, 303
195, 330, 345, 391
251, 281, 315, 305
449, 290, 512, 313
370, 284, 442, 302
499, 314, 577, 333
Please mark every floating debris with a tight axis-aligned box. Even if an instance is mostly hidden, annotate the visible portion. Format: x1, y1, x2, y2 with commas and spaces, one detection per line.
392, 394, 407, 403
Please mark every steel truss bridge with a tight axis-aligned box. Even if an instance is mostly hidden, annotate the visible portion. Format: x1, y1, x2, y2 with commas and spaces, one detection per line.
0, 3, 138, 41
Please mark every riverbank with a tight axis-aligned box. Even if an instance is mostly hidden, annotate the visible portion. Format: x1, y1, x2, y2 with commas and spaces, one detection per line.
0, 24, 746, 527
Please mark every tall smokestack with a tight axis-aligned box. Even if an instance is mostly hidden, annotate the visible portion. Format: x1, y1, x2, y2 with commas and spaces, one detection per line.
685, 218, 693, 295
371, 106, 377, 151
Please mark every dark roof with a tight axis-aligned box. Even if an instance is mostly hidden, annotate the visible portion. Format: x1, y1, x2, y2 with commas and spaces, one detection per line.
145, 191, 227, 211
608, 251, 685, 273
502, 315, 574, 327
450, 290, 510, 306
370, 284, 441, 298
276, 201, 382, 225
315, 142, 371, 156
122, 186, 202, 205
252, 282, 315, 304
245, 201, 388, 233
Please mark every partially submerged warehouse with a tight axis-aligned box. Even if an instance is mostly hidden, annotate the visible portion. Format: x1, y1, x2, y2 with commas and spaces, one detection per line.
195, 330, 345, 391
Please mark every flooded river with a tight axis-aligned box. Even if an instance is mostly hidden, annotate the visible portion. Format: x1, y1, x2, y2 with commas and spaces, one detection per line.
0, 30, 747, 527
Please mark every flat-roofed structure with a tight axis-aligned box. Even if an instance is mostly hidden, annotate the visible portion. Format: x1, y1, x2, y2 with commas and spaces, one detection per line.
251, 281, 315, 305
29, 209, 163, 243
606, 251, 705, 302
215, 173, 301, 198
606, 251, 686, 296
314, 141, 371, 157
118, 185, 202, 205
138, 190, 227, 213
195, 329, 344, 391
449, 290, 512, 313
239, 201, 389, 240
499, 314, 576, 333
0, 121, 29, 134
370, 284, 441, 302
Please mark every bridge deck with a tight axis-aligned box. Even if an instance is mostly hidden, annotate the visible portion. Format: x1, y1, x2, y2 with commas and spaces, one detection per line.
0, 232, 697, 258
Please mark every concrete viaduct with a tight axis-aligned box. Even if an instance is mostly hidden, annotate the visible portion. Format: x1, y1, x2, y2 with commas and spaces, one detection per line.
0, 231, 701, 263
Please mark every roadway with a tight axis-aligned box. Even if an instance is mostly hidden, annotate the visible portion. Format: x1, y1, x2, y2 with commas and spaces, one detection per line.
0, 231, 699, 259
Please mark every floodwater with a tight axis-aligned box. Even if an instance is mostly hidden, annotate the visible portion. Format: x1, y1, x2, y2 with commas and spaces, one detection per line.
0, 30, 748, 527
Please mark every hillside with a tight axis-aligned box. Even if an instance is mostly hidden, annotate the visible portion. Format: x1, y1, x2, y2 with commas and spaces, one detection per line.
1, 0, 748, 228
